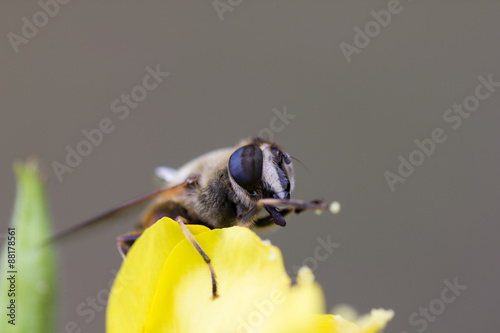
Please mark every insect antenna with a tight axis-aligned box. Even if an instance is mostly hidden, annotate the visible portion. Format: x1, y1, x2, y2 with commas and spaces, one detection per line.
290, 155, 309, 173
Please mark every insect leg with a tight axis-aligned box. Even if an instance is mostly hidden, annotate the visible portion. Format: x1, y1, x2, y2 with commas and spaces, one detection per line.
175, 216, 218, 299
255, 198, 337, 214
117, 230, 143, 259
254, 208, 292, 227
240, 198, 339, 224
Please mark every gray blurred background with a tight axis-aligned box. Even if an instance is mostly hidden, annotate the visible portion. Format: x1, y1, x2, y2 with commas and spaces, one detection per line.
1, 1, 499, 332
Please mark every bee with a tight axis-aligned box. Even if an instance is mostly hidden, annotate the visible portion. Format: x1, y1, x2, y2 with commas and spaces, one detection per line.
54, 137, 339, 298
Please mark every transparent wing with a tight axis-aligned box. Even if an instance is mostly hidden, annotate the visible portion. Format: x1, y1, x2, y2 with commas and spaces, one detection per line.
155, 166, 179, 183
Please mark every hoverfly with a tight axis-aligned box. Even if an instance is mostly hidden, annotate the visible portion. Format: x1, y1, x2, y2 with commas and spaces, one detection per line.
54, 137, 339, 298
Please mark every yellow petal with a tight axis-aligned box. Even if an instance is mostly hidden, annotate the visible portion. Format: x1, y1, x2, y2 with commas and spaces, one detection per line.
355, 309, 395, 333
106, 217, 209, 333
107, 217, 393, 333
310, 308, 394, 333
260, 267, 325, 333
144, 225, 295, 332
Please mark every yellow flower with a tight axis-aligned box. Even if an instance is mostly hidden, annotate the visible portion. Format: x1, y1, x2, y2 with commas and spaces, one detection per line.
107, 217, 393, 333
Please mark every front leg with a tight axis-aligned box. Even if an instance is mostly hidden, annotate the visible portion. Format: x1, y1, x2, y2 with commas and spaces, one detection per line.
239, 197, 337, 227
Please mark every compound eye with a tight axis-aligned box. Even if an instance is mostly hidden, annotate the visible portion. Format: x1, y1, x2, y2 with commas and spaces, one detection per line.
229, 144, 263, 193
